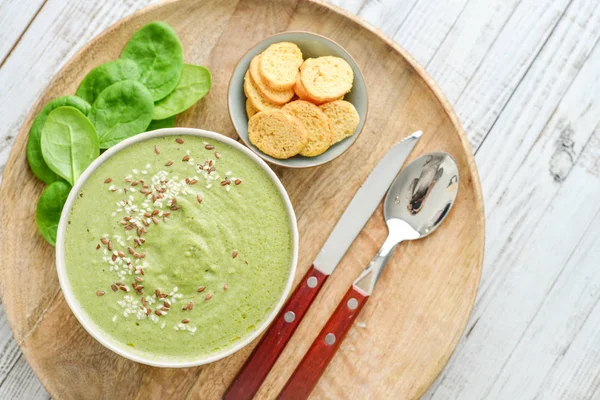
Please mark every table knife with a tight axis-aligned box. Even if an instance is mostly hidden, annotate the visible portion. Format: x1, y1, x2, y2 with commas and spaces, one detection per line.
223, 131, 422, 400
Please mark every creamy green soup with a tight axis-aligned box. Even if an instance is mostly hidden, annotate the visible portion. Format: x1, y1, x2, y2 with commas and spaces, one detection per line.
64, 135, 293, 361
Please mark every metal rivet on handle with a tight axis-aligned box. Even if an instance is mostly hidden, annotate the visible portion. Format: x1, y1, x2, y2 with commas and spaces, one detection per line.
324, 333, 336, 345
284, 311, 295, 323
347, 298, 358, 310
307, 276, 318, 288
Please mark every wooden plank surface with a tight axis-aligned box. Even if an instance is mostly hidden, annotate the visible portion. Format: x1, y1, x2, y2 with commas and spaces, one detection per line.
0, 0, 599, 398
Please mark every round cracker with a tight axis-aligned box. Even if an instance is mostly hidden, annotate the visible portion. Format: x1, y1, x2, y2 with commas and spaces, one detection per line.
282, 100, 333, 157
300, 56, 353, 103
248, 110, 307, 159
259, 42, 303, 90
250, 55, 294, 104
243, 70, 282, 112
319, 100, 360, 144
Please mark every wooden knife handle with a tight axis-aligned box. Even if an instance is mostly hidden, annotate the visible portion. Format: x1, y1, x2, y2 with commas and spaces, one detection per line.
277, 285, 369, 400
224, 265, 328, 400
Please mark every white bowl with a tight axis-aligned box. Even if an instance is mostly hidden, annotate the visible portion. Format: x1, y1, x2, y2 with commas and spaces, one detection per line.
228, 31, 368, 168
55, 128, 299, 368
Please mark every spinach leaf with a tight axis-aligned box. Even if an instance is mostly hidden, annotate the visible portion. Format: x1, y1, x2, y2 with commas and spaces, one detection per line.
120, 21, 183, 101
76, 59, 140, 104
147, 116, 175, 131
27, 96, 91, 184
41, 106, 99, 185
36, 180, 72, 246
88, 80, 154, 148
153, 64, 211, 120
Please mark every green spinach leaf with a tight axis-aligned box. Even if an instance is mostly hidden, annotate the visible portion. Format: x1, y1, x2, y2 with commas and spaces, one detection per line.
76, 59, 140, 104
27, 96, 91, 184
147, 116, 176, 131
36, 180, 72, 246
153, 64, 211, 120
88, 80, 154, 148
41, 106, 99, 185
120, 21, 183, 101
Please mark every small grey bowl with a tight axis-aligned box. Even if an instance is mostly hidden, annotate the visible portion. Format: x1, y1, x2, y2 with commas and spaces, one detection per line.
228, 31, 368, 168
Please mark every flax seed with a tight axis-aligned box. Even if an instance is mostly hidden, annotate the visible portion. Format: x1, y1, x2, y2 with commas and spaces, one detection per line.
182, 304, 188, 311
111, 284, 118, 292
215, 152, 221, 159
182, 155, 190, 162
154, 145, 160, 154
146, 308, 152, 316
96, 244, 101, 250
165, 161, 174, 166
101, 238, 109, 245
205, 144, 214, 150
96, 290, 105, 296
232, 250, 238, 259
204, 293, 213, 301
152, 217, 159, 225
176, 138, 184, 144
112, 254, 117, 262
107, 240, 113, 251
188, 301, 194, 310
104, 178, 112, 184
161, 306, 169, 312
135, 277, 144, 282
197, 286, 206, 293
189, 179, 197, 185
182, 319, 190, 324
223, 284, 229, 291
197, 194, 203, 203
235, 179, 242, 185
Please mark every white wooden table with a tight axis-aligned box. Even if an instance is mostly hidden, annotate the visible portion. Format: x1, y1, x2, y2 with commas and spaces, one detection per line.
1, 0, 599, 398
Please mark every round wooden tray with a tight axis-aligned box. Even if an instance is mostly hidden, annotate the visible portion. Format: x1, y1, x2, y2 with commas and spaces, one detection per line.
0, 0, 484, 398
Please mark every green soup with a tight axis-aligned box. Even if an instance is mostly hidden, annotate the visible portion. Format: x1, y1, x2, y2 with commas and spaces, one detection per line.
64, 135, 293, 361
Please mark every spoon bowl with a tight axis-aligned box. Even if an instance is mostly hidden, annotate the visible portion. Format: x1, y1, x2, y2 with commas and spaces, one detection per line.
384, 152, 459, 239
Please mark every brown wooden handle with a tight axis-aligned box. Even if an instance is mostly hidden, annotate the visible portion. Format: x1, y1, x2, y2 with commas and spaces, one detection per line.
223, 265, 329, 400
277, 285, 369, 400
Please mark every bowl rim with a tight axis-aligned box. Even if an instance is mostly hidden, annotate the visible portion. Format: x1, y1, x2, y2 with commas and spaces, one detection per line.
55, 127, 299, 368
227, 30, 369, 168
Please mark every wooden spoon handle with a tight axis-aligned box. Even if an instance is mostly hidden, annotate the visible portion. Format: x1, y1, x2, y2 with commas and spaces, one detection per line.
277, 285, 369, 400
224, 265, 328, 400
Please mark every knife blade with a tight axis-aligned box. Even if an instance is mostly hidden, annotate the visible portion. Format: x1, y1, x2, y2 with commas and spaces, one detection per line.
314, 130, 422, 274
223, 131, 422, 400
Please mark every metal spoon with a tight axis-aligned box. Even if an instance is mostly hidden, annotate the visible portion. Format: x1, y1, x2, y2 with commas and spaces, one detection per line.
277, 152, 460, 400
354, 151, 459, 294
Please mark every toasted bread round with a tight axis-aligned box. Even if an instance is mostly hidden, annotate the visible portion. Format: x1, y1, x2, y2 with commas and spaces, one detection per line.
259, 42, 303, 90
300, 56, 353, 103
246, 99, 258, 118
319, 100, 360, 144
248, 110, 307, 159
244, 71, 282, 112
293, 74, 343, 105
249, 55, 294, 104
282, 100, 333, 157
